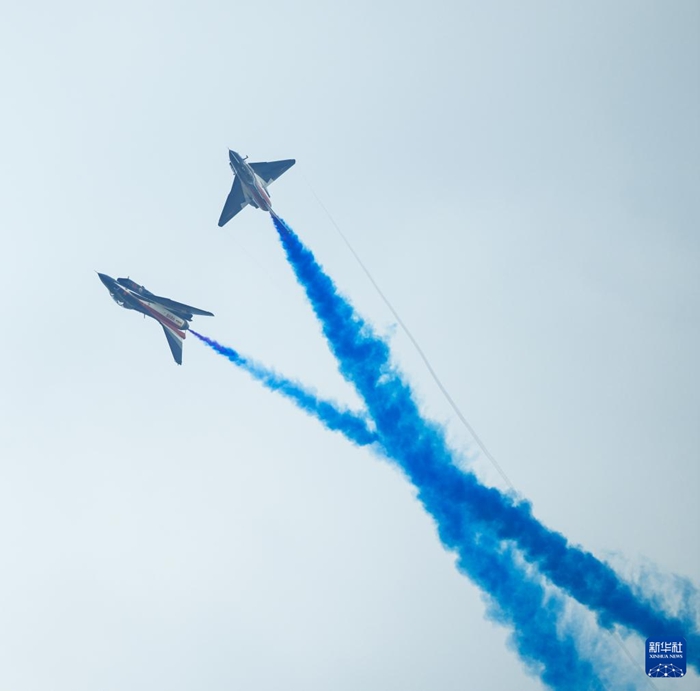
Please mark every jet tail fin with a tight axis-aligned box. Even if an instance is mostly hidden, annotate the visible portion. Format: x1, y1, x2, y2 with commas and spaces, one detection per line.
161, 324, 185, 365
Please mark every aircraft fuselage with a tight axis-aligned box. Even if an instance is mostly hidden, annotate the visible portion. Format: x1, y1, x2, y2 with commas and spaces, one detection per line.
228, 150, 273, 212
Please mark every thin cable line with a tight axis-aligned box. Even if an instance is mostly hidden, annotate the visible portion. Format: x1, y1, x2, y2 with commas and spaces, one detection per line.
610, 630, 659, 691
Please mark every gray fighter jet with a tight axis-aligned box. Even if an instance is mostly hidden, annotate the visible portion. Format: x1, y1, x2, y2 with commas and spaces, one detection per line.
218, 149, 295, 226
97, 273, 213, 364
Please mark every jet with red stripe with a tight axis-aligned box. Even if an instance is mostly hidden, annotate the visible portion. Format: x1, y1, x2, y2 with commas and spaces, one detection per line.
218, 149, 295, 226
97, 273, 213, 365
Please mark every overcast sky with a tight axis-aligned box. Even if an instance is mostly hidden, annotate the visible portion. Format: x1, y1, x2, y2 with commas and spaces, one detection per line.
0, 2, 698, 689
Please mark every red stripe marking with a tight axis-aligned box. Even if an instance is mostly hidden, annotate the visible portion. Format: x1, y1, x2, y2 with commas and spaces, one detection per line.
138, 300, 187, 337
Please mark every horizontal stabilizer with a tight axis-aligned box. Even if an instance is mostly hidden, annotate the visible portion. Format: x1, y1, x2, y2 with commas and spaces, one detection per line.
148, 294, 214, 319
250, 159, 296, 186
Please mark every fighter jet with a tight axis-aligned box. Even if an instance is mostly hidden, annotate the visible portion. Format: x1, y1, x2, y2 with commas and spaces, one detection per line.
218, 149, 295, 226
97, 273, 213, 365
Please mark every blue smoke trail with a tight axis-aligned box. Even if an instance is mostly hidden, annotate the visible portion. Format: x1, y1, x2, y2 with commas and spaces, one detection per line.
270, 213, 699, 673
190, 330, 377, 447
265, 222, 609, 689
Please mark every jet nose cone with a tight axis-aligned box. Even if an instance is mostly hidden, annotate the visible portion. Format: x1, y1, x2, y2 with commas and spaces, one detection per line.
96, 272, 113, 288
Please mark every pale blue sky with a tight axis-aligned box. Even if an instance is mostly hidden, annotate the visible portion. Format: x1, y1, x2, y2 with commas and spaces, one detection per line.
0, 2, 697, 689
